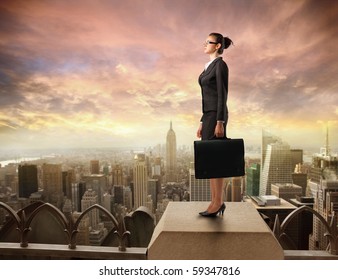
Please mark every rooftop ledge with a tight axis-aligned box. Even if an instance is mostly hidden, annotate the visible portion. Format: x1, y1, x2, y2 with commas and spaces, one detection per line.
148, 201, 284, 260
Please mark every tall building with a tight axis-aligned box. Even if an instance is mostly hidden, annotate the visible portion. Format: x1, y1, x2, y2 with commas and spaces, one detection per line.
308, 180, 338, 250
189, 168, 210, 201
133, 153, 148, 209
83, 174, 107, 205
112, 164, 123, 186
308, 130, 338, 250
151, 157, 162, 177
90, 160, 100, 175
72, 181, 86, 212
291, 149, 303, 172
246, 163, 260, 196
42, 163, 63, 208
261, 130, 281, 171
292, 165, 307, 196
148, 178, 159, 212
102, 192, 113, 213
260, 132, 293, 195
18, 164, 38, 198
81, 188, 99, 230
113, 185, 124, 205
231, 177, 243, 202
166, 121, 177, 182
124, 186, 133, 210
223, 178, 242, 202
62, 169, 75, 200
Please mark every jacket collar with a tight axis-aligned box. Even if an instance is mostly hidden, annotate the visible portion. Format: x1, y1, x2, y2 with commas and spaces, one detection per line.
203, 57, 222, 76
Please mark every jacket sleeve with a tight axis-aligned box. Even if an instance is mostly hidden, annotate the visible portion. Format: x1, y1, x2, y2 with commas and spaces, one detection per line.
215, 60, 229, 121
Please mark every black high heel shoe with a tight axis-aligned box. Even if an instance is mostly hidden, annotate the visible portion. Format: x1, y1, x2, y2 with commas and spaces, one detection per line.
200, 203, 226, 217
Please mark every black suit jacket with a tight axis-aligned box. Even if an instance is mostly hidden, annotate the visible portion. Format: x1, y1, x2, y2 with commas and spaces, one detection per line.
199, 57, 229, 122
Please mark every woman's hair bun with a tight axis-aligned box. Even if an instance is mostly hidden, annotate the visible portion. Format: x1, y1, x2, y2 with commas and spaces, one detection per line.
223, 37, 234, 49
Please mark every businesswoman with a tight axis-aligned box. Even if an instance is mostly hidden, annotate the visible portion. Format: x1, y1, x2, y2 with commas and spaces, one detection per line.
197, 32, 233, 217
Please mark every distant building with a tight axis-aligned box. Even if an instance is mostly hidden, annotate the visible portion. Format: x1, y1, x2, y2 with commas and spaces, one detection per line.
133, 153, 148, 209
42, 163, 63, 208
151, 157, 162, 177
148, 178, 159, 212
102, 192, 113, 213
292, 165, 307, 196
308, 127, 338, 250
246, 163, 260, 196
225, 177, 242, 202
81, 188, 99, 230
90, 160, 100, 174
260, 131, 293, 195
308, 180, 338, 250
271, 183, 302, 202
112, 164, 123, 186
189, 168, 210, 201
62, 169, 75, 200
124, 186, 133, 210
291, 149, 303, 170
42, 163, 63, 194
18, 164, 38, 198
113, 185, 124, 205
83, 174, 107, 205
166, 121, 177, 182
72, 181, 86, 212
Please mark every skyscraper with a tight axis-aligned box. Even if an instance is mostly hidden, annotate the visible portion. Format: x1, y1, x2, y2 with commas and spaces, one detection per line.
290, 149, 303, 172
83, 174, 107, 205
90, 160, 100, 174
148, 178, 159, 212
42, 163, 62, 193
246, 163, 260, 196
113, 185, 124, 205
133, 153, 148, 209
166, 121, 177, 182
231, 177, 243, 202
260, 132, 293, 195
62, 169, 75, 200
72, 181, 86, 212
308, 131, 338, 250
308, 180, 338, 250
261, 130, 281, 171
81, 188, 99, 230
292, 166, 307, 196
189, 168, 210, 201
18, 164, 38, 198
112, 164, 123, 186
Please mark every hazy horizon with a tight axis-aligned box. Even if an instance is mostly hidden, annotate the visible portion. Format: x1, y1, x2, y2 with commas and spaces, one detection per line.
1, 0, 337, 151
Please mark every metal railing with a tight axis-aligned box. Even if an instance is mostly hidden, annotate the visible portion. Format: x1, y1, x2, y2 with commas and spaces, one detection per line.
0, 201, 146, 259
273, 205, 338, 255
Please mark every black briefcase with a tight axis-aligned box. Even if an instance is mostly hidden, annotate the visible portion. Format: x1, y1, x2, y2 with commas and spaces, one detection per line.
194, 138, 245, 179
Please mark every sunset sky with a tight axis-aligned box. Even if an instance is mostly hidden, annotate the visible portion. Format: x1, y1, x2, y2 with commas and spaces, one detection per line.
0, 0, 337, 151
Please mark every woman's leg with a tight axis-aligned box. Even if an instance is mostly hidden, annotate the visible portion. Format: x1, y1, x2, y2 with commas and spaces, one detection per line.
207, 179, 216, 211
208, 178, 225, 213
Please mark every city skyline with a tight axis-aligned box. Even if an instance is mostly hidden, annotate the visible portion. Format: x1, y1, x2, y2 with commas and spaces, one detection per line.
0, 0, 338, 151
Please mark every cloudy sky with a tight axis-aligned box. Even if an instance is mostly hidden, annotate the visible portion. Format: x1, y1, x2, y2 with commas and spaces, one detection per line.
0, 0, 337, 151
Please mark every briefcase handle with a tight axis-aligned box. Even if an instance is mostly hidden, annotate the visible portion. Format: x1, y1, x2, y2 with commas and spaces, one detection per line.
208, 136, 231, 140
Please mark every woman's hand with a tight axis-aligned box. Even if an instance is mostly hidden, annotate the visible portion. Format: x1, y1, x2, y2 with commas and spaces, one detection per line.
214, 121, 224, 138
197, 123, 203, 138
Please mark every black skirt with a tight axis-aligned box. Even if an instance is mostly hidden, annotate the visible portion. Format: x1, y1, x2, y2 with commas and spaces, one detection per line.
201, 111, 227, 140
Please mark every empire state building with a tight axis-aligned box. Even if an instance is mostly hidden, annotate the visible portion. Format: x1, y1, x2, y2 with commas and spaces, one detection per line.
166, 121, 177, 182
